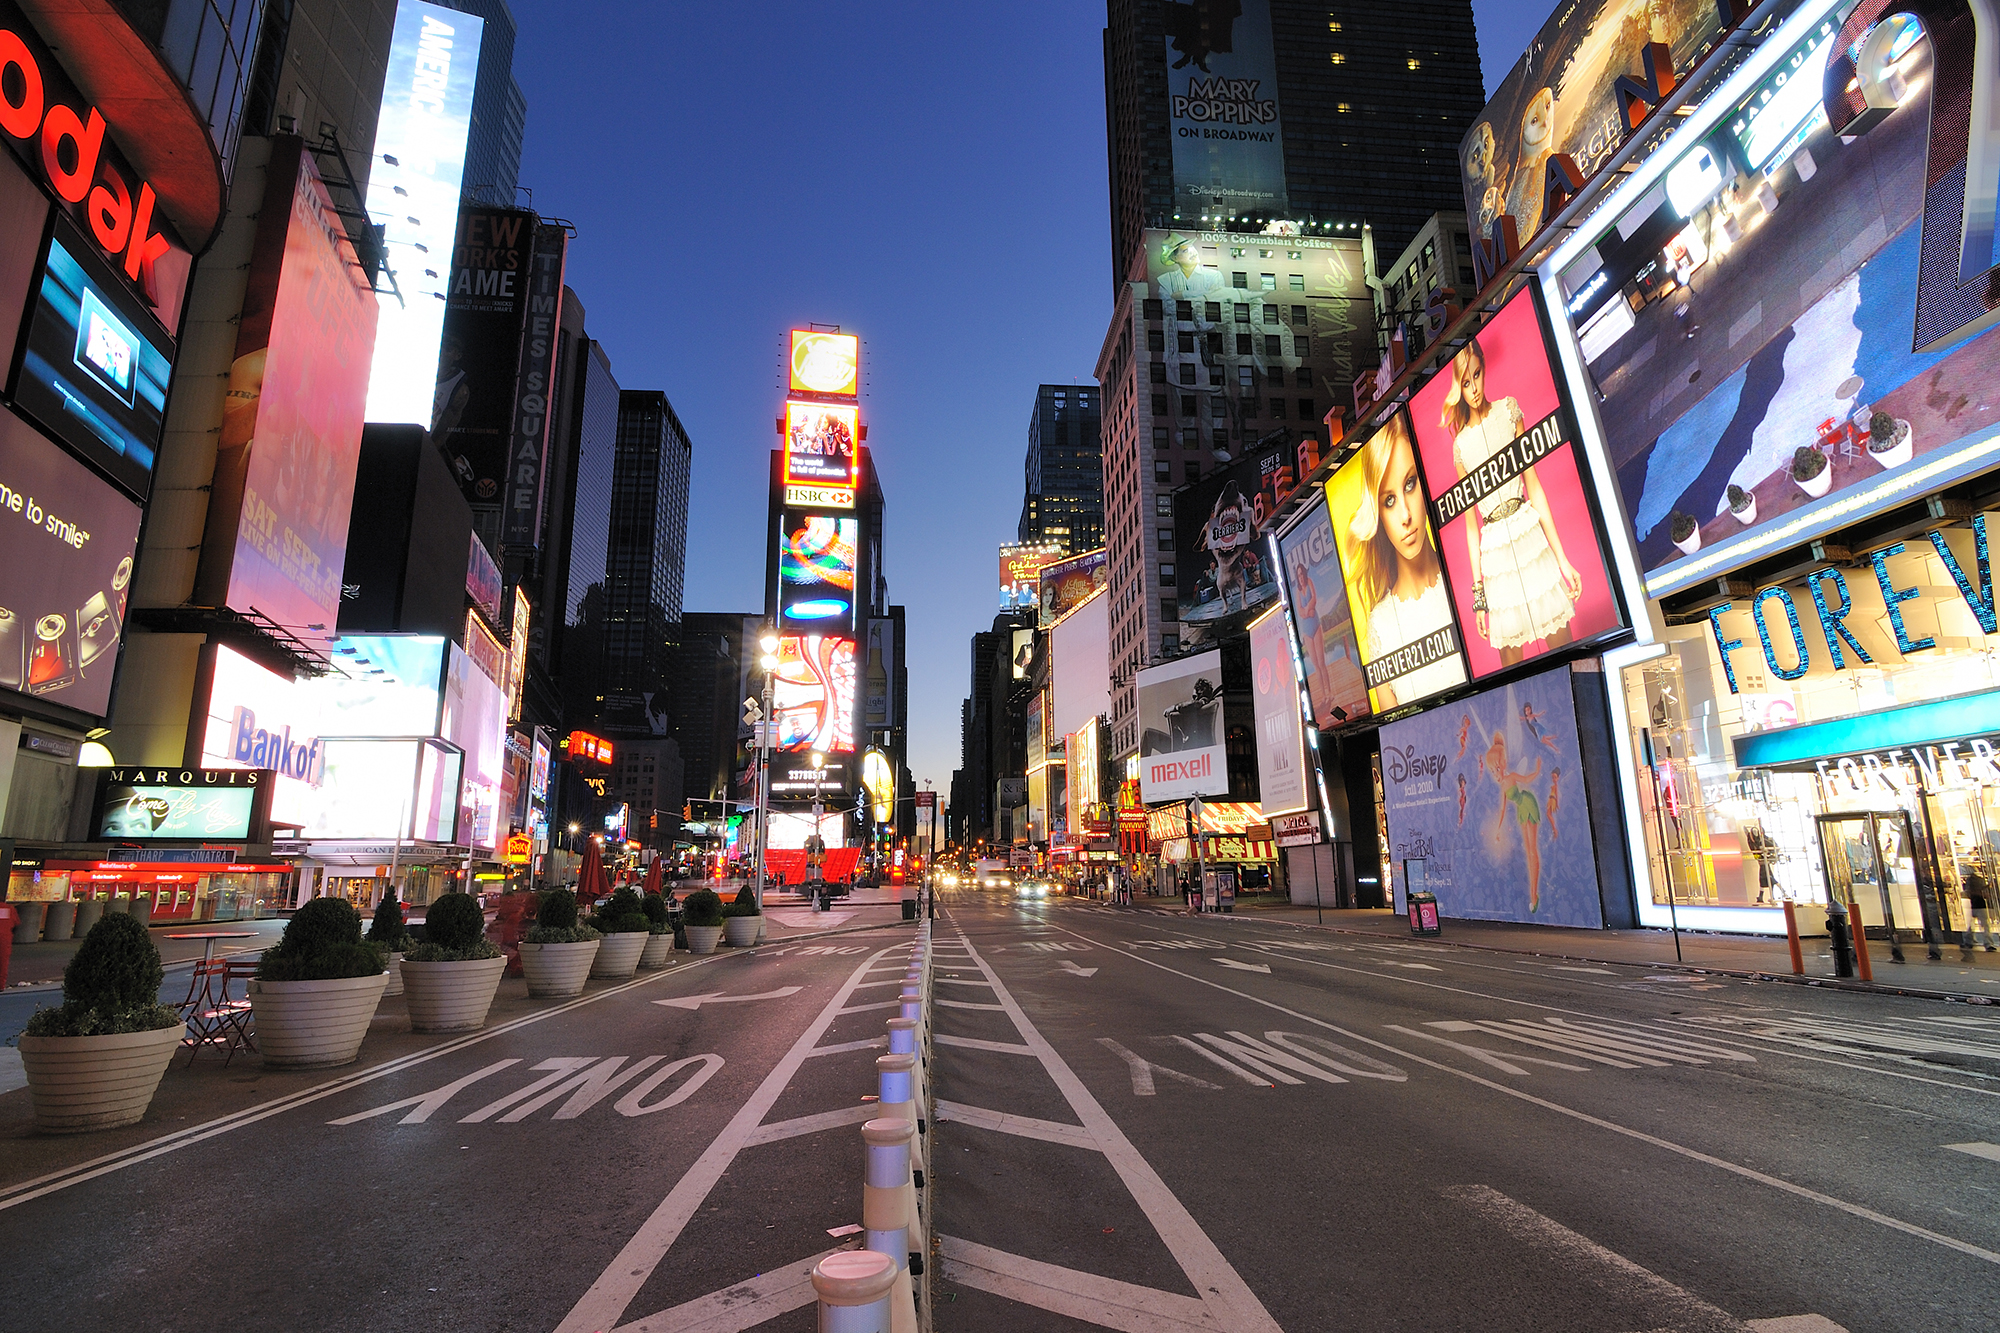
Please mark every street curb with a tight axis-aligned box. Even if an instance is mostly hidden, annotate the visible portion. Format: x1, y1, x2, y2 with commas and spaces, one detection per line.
1092, 901, 1999, 1007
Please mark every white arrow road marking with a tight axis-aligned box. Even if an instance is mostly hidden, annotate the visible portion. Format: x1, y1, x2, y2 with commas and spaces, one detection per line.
1213, 958, 1271, 973
1058, 960, 1099, 977
1945, 1142, 2000, 1164
1553, 966, 1616, 974
1394, 962, 1443, 971
652, 986, 804, 1011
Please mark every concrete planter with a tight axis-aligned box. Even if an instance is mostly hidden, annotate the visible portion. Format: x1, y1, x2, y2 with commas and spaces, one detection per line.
73, 900, 103, 935
400, 955, 506, 1033
640, 934, 675, 969
107, 895, 131, 916
520, 939, 598, 998
382, 952, 405, 997
18, 1023, 185, 1133
685, 924, 723, 955
590, 932, 648, 978
129, 898, 153, 927
723, 915, 760, 947
42, 900, 76, 941
11, 901, 44, 943
249, 972, 389, 1069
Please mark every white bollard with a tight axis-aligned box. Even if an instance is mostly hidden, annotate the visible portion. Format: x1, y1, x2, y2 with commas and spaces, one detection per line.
813, 1248, 898, 1333
862, 1117, 920, 1333
876, 1052, 926, 1226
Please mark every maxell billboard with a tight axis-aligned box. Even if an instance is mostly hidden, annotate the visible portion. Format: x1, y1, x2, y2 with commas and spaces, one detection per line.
1136, 649, 1229, 803
502, 222, 567, 548
1165, 0, 1287, 224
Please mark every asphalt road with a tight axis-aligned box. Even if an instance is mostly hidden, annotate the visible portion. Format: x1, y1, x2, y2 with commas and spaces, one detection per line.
929, 890, 2000, 1333
0, 924, 921, 1333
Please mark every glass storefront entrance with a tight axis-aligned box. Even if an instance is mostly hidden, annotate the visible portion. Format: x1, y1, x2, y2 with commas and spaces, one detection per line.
1814, 810, 1942, 960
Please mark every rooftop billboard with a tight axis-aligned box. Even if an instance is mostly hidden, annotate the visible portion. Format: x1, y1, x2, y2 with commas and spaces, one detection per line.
1163, 0, 1287, 225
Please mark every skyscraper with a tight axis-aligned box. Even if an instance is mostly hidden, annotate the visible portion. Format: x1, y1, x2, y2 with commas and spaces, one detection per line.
1103, 0, 1484, 288
1018, 385, 1105, 555
436, 0, 529, 207
603, 389, 692, 728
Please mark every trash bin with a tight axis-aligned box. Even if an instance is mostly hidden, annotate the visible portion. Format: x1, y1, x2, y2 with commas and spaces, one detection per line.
0, 903, 15, 990
11, 899, 44, 944
1407, 890, 1442, 937
901, 898, 919, 921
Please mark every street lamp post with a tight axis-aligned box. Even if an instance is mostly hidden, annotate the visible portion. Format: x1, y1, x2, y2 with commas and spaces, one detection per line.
753, 628, 780, 914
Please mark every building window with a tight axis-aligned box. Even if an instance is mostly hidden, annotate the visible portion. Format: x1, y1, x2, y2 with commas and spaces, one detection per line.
1152, 393, 1169, 416
1328, 19, 1342, 30
1264, 335, 1282, 357
1292, 305, 1308, 323
1211, 398, 1226, 419
1181, 360, 1197, 383
1337, 102, 1351, 113
1185, 461, 1201, 482
1161, 633, 1179, 652
1153, 426, 1169, 450
1204, 301, 1222, 320
1242, 397, 1258, 419
1157, 527, 1174, 550
1207, 330, 1224, 354
1180, 395, 1197, 417
1162, 599, 1178, 623
1296, 367, 1312, 388
1155, 460, 1172, 482
1460, 265, 1476, 285
1239, 365, 1255, 388
1143, 298, 1163, 319
1155, 495, 1172, 517
1423, 240, 1437, 269
1300, 399, 1315, 418
1177, 331, 1195, 353
1408, 57, 1421, 69
1270, 398, 1287, 418
1159, 563, 1176, 586
1147, 329, 1165, 352
1296, 335, 1310, 355
1182, 426, 1200, 446
1262, 305, 1280, 325
1236, 333, 1253, 355
1232, 272, 1248, 289
1151, 361, 1168, 384
1176, 301, 1194, 320
1289, 274, 1305, 291
1231, 304, 1247, 323
1260, 274, 1277, 291
1329, 51, 1345, 64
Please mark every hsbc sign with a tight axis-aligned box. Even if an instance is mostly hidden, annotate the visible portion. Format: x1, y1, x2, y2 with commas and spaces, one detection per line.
0, 0, 187, 322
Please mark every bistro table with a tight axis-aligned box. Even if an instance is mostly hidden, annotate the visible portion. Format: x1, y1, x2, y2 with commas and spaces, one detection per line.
168, 932, 260, 1058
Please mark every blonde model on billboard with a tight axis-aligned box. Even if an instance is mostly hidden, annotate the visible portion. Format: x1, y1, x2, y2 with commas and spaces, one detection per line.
1441, 336, 1582, 664
1349, 416, 1458, 707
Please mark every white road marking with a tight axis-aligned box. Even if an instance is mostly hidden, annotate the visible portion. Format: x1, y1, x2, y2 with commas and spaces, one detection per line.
1212, 958, 1271, 973
935, 1033, 1035, 1055
934, 1099, 1097, 1149
1044, 920, 2000, 1270
940, 1235, 1216, 1333
949, 934, 1284, 1331
741, 1102, 880, 1146
806, 1036, 887, 1057
552, 945, 903, 1333
609, 1243, 858, 1333
1096, 1038, 1223, 1095
652, 986, 803, 1011
328, 1060, 521, 1126
1553, 966, 1617, 974
1059, 960, 1100, 977
765, 910, 853, 927
1944, 1142, 2000, 1163
936, 975, 996, 986
936, 997, 1008, 1011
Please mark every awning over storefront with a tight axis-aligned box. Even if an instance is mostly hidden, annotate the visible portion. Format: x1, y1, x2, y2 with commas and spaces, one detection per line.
1147, 801, 1268, 842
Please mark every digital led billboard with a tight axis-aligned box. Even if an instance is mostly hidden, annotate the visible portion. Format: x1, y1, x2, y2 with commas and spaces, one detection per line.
365, 0, 483, 425
11, 218, 173, 499
198, 139, 377, 635
772, 634, 856, 754
1406, 286, 1622, 680
790, 330, 859, 397
1136, 649, 1229, 803
1274, 498, 1369, 728
783, 401, 859, 489
1038, 548, 1108, 628
1249, 606, 1307, 815
442, 642, 506, 850
1175, 439, 1304, 625
778, 511, 858, 629
1001, 543, 1063, 612
0, 411, 142, 715
1163, 0, 1287, 224
93, 768, 268, 841
1324, 411, 1468, 712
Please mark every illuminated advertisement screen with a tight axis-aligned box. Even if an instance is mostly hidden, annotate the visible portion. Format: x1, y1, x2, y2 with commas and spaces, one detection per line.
436, 205, 535, 501
1324, 410, 1468, 711
1275, 497, 1370, 728
1407, 286, 1623, 681
1001, 543, 1062, 612
530, 730, 551, 801
12, 218, 173, 499
778, 510, 858, 629
1175, 439, 1302, 626
1249, 606, 1308, 815
1037, 548, 1109, 628
199, 140, 377, 634
364, 0, 483, 425
1725, 12, 1842, 174
1164, 0, 1287, 223
94, 770, 263, 840
1135, 649, 1229, 803
0, 411, 142, 716
773, 634, 856, 753
783, 401, 859, 489
442, 642, 507, 850
790, 330, 859, 396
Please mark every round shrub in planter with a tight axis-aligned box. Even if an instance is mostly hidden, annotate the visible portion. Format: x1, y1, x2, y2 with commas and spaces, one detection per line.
1793, 445, 1832, 498
1724, 484, 1756, 526
19, 913, 183, 1132
367, 893, 414, 997
722, 885, 762, 947
590, 889, 651, 978
399, 892, 505, 1032
520, 888, 600, 998
683, 888, 724, 955
250, 898, 389, 1069
640, 893, 674, 969
1867, 409, 1913, 468
1668, 510, 1701, 555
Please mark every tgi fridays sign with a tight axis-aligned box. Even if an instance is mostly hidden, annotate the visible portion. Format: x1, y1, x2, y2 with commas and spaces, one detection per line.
0, 0, 189, 323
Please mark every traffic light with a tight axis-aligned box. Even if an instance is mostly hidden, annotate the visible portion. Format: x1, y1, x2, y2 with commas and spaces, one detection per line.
683, 803, 692, 821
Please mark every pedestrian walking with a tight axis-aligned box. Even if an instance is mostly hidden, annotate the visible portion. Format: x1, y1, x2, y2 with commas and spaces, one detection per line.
1962, 862, 1996, 954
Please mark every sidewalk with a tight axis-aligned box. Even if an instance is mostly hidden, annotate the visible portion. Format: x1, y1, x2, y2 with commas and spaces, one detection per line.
6, 917, 288, 990
1171, 900, 2000, 1004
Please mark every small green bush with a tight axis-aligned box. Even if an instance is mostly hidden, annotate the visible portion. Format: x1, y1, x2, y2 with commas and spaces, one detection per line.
366, 893, 411, 947
537, 888, 579, 931
523, 922, 601, 945
422, 892, 486, 950
22, 912, 178, 1038
256, 897, 386, 982
642, 893, 669, 926
607, 911, 651, 934
728, 885, 760, 915
683, 888, 723, 928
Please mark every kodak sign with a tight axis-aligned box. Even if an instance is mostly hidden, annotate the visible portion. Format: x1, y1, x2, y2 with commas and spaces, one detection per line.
0, 1, 184, 316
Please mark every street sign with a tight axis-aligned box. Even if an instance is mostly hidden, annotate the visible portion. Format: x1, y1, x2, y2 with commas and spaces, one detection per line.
915, 791, 935, 810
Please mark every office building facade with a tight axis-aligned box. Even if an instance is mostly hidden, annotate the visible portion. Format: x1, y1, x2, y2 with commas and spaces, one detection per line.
603, 390, 692, 725
1018, 385, 1105, 555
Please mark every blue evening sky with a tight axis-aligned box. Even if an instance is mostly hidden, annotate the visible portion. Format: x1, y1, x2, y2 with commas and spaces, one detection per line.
511, 1, 1544, 799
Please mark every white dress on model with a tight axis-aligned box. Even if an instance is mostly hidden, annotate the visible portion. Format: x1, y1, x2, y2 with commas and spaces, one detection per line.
1366, 577, 1466, 704
1454, 397, 1573, 649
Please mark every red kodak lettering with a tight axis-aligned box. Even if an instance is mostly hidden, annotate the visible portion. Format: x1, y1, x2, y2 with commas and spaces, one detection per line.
39, 102, 101, 203
0, 30, 41, 138
124, 182, 169, 298
88, 168, 131, 252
